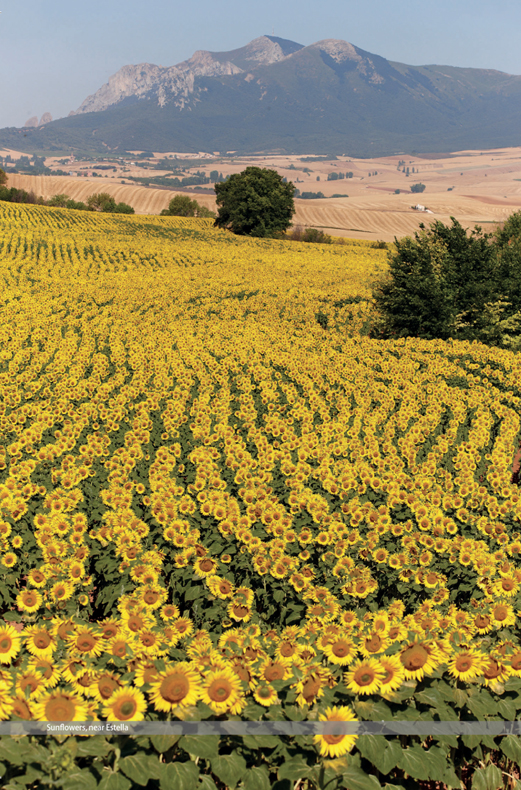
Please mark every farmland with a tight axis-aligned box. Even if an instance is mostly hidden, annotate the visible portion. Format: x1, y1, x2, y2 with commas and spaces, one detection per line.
7, 144, 521, 241
1, 201, 521, 787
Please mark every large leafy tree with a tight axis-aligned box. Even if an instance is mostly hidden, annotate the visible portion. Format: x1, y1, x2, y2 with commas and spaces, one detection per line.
214, 167, 295, 237
0, 168, 7, 188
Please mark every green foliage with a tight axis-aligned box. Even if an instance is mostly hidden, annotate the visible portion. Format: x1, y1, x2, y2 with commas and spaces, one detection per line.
161, 194, 215, 218
214, 167, 295, 237
372, 215, 503, 342
410, 183, 426, 193
86, 193, 134, 214
0, 167, 6, 187
47, 193, 70, 207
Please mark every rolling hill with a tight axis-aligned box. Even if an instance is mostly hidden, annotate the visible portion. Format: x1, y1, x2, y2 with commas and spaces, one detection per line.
2, 35, 521, 156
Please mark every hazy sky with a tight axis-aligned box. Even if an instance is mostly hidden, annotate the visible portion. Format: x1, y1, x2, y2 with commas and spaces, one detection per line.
1, 0, 520, 128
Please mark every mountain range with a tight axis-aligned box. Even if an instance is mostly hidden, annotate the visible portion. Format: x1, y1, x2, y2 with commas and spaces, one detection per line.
3, 35, 521, 156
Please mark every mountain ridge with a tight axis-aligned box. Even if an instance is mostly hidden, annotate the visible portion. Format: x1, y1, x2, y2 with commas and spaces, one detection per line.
2, 35, 521, 157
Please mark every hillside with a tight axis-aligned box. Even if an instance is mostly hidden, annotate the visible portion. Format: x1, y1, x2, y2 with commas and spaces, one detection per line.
3, 35, 521, 156
1, 202, 521, 784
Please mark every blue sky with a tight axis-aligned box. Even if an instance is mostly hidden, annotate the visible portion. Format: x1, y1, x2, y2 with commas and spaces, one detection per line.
1, 0, 520, 128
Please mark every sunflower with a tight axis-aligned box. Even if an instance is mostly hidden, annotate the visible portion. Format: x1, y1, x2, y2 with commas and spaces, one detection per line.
16, 671, 45, 699
207, 576, 235, 600
92, 672, 123, 703
359, 632, 390, 657
59, 658, 87, 685
254, 684, 279, 706
68, 626, 104, 658
140, 586, 167, 610
491, 602, 516, 628
344, 658, 386, 695
448, 648, 487, 682
194, 557, 218, 578
50, 580, 74, 603
482, 656, 511, 687
314, 706, 358, 758
227, 601, 252, 623
159, 604, 180, 621
121, 610, 154, 634
12, 695, 32, 720
473, 612, 494, 635
135, 629, 167, 657
378, 656, 406, 694
323, 636, 356, 666
507, 650, 521, 678
295, 667, 330, 707
102, 685, 147, 721
27, 657, 60, 689
0, 624, 21, 664
2, 552, 17, 568
33, 689, 90, 721
260, 660, 290, 683
27, 568, 47, 588
170, 617, 194, 639
148, 663, 201, 712
399, 640, 442, 681
201, 666, 244, 714
133, 661, 160, 687
71, 670, 98, 697
107, 636, 134, 661
51, 618, 77, 642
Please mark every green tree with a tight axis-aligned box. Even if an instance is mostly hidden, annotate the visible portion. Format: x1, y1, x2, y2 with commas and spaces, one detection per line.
47, 194, 70, 207
214, 167, 295, 237
161, 194, 214, 218
0, 168, 7, 188
87, 193, 117, 212
372, 218, 496, 340
411, 183, 426, 193
86, 193, 134, 213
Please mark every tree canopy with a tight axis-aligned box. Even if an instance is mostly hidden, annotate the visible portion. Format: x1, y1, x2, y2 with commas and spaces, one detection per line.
0, 168, 7, 188
372, 214, 521, 347
214, 167, 295, 237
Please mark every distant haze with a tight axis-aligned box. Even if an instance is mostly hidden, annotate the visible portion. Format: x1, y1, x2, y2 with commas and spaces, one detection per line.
1, 0, 521, 129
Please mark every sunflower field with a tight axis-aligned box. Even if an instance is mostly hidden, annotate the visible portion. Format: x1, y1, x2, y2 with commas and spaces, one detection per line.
1, 201, 521, 789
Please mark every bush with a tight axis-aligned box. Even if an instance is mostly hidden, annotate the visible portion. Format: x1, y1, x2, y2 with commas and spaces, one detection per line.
372, 217, 497, 340
214, 167, 295, 237
302, 228, 332, 244
411, 183, 426, 193
86, 193, 134, 214
161, 194, 215, 218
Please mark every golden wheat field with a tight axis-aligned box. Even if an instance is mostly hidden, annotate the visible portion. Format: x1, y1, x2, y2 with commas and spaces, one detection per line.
1, 199, 521, 786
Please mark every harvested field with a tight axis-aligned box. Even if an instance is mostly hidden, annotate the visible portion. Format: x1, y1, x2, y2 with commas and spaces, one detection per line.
6, 145, 521, 240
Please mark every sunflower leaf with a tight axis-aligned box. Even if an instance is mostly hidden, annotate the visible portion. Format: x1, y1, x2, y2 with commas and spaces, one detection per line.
119, 754, 161, 786
178, 735, 219, 758
160, 761, 200, 790
210, 754, 247, 789
501, 734, 521, 764
242, 766, 272, 790
277, 756, 311, 782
